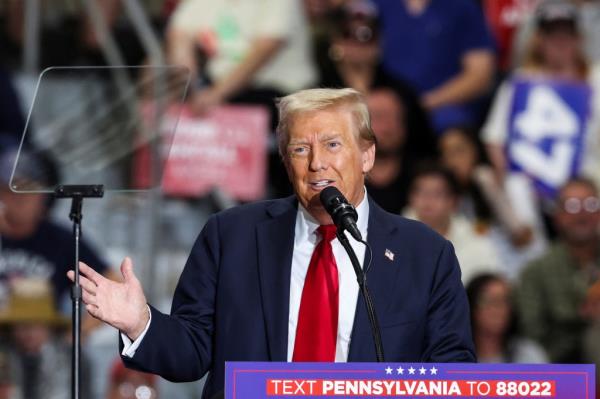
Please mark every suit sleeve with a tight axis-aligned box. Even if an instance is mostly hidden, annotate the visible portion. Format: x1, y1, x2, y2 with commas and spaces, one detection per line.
422, 240, 476, 362
120, 214, 221, 382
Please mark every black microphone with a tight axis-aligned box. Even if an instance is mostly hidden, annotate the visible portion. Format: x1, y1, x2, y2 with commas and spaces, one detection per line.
319, 186, 362, 241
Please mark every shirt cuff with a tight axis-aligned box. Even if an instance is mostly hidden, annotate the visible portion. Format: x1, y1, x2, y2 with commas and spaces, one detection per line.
120, 305, 152, 358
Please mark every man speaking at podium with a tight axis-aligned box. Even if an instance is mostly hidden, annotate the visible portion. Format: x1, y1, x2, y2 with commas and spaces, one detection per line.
68, 88, 475, 398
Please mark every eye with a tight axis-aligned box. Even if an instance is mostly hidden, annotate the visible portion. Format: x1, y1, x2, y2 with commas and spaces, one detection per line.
327, 141, 341, 149
290, 146, 308, 156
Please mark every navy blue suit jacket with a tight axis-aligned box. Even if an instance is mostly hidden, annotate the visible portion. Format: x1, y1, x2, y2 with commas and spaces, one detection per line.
121, 196, 475, 398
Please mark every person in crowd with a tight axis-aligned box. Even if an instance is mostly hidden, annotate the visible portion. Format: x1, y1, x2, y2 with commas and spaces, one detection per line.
68, 88, 475, 398
439, 127, 546, 280
0, 144, 108, 317
106, 359, 157, 399
511, 0, 600, 68
405, 163, 500, 285
467, 273, 548, 363
581, 279, 600, 394
517, 177, 600, 363
365, 85, 436, 213
370, 0, 495, 132
165, 0, 316, 116
0, 348, 18, 399
165, 0, 317, 198
482, 0, 600, 189
0, 279, 78, 399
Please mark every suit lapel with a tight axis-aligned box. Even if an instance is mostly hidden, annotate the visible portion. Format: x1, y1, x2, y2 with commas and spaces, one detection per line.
256, 196, 297, 361
348, 197, 399, 361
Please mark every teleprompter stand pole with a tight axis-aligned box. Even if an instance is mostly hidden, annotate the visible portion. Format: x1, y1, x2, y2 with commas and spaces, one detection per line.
54, 184, 104, 399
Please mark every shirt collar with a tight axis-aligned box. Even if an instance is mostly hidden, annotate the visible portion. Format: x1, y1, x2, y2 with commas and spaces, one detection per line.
295, 188, 370, 243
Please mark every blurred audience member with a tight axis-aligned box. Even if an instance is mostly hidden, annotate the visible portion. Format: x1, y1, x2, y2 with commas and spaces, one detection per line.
166, 0, 316, 116
371, 0, 495, 132
0, 145, 108, 315
440, 127, 546, 280
316, 0, 381, 93
165, 0, 317, 198
482, 0, 600, 188
106, 359, 157, 399
0, 348, 19, 399
517, 177, 600, 363
365, 86, 436, 213
467, 273, 548, 363
512, 0, 600, 67
482, 0, 541, 73
581, 280, 600, 392
0, 279, 76, 399
404, 163, 500, 284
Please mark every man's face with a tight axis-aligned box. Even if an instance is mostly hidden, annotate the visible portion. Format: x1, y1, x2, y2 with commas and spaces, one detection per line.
409, 175, 456, 229
367, 90, 405, 154
0, 185, 46, 232
284, 107, 375, 223
554, 182, 600, 244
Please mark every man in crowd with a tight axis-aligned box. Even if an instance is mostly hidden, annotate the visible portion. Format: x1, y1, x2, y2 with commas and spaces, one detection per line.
370, 0, 495, 132
68, 88, 475, 398
517, 177, 600, 363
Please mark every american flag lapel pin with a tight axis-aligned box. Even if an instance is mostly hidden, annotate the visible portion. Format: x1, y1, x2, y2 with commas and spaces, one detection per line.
384, 248, 394, 261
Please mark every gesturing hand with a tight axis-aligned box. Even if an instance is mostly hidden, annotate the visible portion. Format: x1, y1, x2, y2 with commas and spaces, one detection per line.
67, 257, 149, 340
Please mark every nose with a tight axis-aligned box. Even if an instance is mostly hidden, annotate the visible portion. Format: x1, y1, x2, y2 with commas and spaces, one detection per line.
309, 145, 327, 172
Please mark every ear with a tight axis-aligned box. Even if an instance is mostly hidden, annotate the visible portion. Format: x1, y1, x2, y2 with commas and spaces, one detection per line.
361, 143, 376, 174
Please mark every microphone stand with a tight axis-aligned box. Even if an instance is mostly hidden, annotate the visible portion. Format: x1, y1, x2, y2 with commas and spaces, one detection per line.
55, 184, 104, 399
336, 230, 385, 362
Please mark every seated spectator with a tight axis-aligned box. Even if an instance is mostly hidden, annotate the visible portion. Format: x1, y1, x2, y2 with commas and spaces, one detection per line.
0, 279, 81, 399
106, 359, 157, 399
517, 177, 600, 363
439, 127, 547, 280
0, 145, 108, 316
371, 0, 495, 132
365, 86, 436, 213
404, 163, 500, 284
467, 273, 548, 363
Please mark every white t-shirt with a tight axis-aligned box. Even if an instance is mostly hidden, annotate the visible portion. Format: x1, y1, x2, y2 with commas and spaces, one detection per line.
169, 0, 317, 93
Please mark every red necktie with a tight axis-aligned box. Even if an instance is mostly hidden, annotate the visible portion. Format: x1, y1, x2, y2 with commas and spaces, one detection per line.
293, 224, 339, 362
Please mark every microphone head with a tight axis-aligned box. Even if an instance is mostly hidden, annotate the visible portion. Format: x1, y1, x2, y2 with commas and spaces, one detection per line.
319, 186, 345, 213
319, 186, 357, 222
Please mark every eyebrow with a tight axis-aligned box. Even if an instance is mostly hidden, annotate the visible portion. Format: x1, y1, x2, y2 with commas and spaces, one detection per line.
287, 133, 342, 146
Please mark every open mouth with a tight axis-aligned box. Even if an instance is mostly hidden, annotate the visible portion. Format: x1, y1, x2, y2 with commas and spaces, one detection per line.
309, 179, 335, 190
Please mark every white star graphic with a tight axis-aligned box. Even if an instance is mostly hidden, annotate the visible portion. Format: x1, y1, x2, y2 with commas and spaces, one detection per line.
385, 366, 393, 375
396, 367, 404, 375
419, 367, 426, 375
408, 367, 415, 375
430, 367, 438, 375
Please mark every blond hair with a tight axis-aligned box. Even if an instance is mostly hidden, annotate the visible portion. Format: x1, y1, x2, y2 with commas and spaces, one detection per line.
275, 88, 376, 159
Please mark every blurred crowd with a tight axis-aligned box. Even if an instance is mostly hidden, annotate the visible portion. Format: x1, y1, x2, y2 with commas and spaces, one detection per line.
1, 0, 600, 398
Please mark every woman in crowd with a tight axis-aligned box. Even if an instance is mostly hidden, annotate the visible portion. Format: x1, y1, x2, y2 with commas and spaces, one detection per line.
467, 273, 548, 363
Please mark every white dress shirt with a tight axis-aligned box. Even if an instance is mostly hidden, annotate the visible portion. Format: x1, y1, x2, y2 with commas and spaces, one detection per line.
122, 193, 369, 362
288, 195, 368, 362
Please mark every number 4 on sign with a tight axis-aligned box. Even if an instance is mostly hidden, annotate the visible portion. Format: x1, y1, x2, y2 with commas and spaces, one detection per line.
509, 140, 574, 187
514, 85, 579, 141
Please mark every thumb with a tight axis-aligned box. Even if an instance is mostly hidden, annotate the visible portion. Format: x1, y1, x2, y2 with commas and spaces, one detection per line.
120, 257, 137, 284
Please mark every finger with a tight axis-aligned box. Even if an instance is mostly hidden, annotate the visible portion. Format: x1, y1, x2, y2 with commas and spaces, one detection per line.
78, 275, 98, 296
85, 304, 101, 319
78, 262, 103, 285
82, 290, 97, 306
66, 270, 75, 282
120, 257, 137, 283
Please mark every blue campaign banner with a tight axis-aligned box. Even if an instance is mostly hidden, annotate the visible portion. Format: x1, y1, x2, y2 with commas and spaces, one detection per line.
507, 78, 591, 197
225, 362, 595, 398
